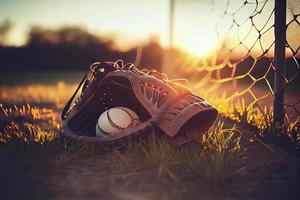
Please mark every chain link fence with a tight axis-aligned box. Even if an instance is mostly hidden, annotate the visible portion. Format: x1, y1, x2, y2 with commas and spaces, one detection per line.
168, 0, 299, 136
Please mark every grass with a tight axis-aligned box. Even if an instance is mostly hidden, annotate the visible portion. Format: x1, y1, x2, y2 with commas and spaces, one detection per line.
0, 104, 59, 143
0, 82, 77, 108
0, 82, 300, 199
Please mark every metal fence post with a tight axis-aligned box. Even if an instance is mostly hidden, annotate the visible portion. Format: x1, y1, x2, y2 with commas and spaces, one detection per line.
273, 0, 286, 126
162, 0, 175, 76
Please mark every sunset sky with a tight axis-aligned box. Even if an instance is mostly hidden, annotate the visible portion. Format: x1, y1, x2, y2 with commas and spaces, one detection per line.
1, 0, 169, 47
0, 0, 299, 56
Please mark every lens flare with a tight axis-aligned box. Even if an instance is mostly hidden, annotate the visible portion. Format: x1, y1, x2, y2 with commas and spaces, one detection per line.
177, 29, 218, 57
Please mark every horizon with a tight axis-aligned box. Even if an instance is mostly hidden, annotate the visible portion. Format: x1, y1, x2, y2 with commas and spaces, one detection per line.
2, 0, 298, 58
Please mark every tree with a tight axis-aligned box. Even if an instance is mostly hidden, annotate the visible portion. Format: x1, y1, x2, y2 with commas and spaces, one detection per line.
0, 20, 12, 46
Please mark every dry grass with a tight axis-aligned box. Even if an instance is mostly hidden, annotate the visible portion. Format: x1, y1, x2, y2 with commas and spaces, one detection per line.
0, 82, 299, 199
0, 82, 77, 108
0, 104, 59, 143
0, 107, 299, 199
0, 121, 56, 143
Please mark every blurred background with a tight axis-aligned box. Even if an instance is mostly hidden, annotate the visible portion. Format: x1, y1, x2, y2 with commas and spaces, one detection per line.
0, 1, 297, 72
0, 0, 169, 84
0, 0, 299, 124
0, 0, 299, 78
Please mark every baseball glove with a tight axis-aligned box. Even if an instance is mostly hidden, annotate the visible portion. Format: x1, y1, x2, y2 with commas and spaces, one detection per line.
60, 60, 218, 146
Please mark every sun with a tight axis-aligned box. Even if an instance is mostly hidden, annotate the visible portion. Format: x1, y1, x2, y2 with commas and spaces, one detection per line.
176, 29, 218, 57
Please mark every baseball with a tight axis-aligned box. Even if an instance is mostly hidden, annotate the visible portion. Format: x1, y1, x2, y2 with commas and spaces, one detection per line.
96, 107, 140, 136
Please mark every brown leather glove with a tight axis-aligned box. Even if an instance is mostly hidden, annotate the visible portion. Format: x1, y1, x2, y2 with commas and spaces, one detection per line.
61, 61, 218, 146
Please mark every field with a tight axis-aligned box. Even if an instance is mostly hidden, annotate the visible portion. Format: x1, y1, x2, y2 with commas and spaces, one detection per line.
0, 72, 300, 200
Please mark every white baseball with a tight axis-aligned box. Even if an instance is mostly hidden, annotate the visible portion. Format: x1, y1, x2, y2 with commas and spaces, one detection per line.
96, 107, 140, 136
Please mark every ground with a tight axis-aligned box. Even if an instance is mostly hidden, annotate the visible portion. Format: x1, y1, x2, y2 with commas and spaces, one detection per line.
0, 102, 299, 200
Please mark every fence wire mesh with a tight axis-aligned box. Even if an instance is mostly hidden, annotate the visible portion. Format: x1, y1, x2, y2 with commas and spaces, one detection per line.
170, 0, 300, 133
